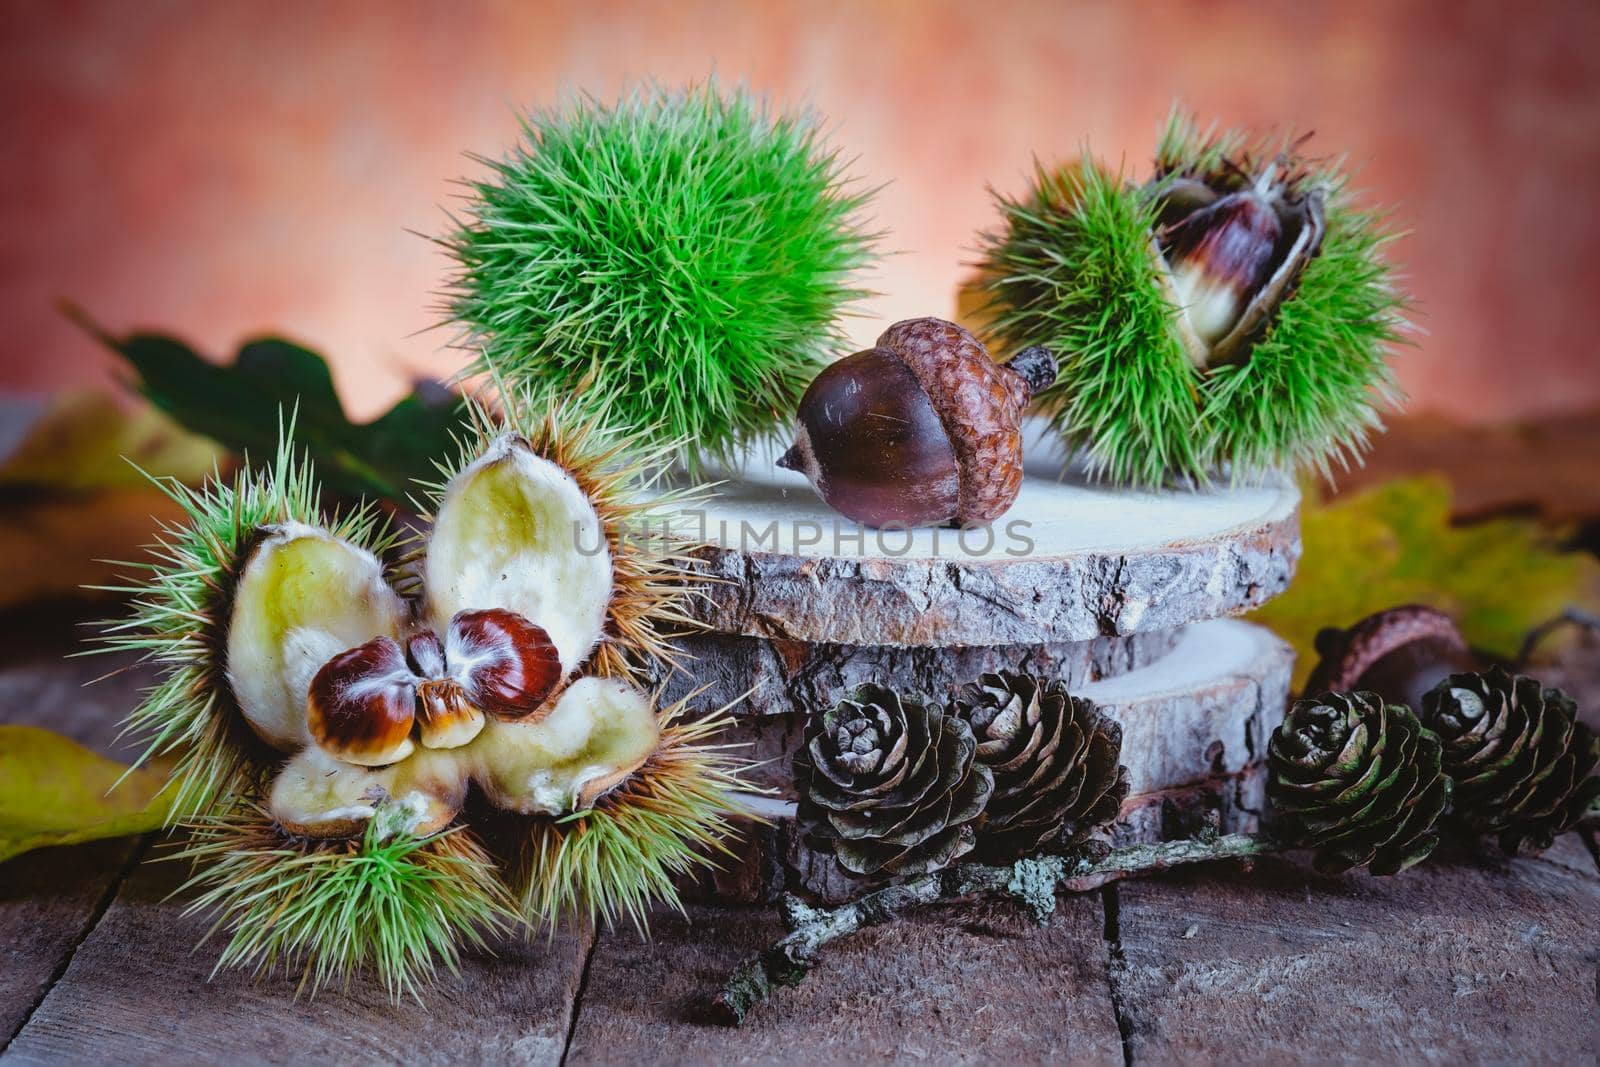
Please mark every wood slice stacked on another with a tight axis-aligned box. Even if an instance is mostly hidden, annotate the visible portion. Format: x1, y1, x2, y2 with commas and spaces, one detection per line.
661, 425, 1302, 902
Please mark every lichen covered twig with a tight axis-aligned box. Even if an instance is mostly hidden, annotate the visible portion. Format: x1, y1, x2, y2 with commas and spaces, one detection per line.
711, 832, 1275, 1024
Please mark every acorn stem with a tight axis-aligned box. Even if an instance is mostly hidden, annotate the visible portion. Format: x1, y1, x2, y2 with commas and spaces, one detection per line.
1005, 345, 1058, 397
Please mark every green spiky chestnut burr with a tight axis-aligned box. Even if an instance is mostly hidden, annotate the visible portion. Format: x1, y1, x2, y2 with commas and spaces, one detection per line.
977, 112, 1406, 487
441, 81, 878, 464
99, 399, 756, 995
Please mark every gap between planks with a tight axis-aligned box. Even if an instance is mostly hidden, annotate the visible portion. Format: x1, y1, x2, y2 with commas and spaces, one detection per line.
1099, 884, 1135, 1067
0, 835, 150, 1055
559, 922, 601, 1067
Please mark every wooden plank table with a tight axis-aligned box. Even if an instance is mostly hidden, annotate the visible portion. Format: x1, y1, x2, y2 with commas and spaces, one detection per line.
2, 638, 1597, 1066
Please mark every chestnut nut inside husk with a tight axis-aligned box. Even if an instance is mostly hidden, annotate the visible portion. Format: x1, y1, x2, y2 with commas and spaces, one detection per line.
220, 429, 674, 840
1151, 162, 1327, 369
778, 317, 1055, 528
306, 607, 564, 766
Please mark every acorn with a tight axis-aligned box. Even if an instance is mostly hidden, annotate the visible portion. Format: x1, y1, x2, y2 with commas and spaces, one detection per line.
777, 317, 1056, 528
1304, 605, 1479, 712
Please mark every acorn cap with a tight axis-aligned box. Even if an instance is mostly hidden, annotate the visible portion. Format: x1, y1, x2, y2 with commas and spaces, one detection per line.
875, 318, 1048, 524
1304, 605, 1477, 711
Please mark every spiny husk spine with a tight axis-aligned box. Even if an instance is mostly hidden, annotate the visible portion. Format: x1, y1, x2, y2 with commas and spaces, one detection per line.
92, 416, 397, 822
516, 691, 759, 933
438, 79, 880, 466
174, 805, 517, 1002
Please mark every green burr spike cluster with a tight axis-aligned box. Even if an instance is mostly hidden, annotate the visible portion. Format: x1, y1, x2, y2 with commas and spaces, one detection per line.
1421, 667, 1600, 855
1266, 691, 1450, 875
441, 80, 878, 466
976, 111, 1405, 488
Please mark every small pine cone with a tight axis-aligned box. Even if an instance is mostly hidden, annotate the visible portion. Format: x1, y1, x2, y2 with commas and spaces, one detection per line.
952, 671, 1129, 861
794, 684, 993, 879
1267, 691, 1451, 876
1421, 667, 1600, 855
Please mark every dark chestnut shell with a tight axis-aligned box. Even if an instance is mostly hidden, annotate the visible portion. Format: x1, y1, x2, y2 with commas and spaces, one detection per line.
306, 636, 417, 766
779, 347, 960, 528
448, 608, 564, 721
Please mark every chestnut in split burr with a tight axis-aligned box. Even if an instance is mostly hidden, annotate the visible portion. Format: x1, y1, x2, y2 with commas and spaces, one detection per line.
306, 608, 562, 766
777, 317, 1056, 528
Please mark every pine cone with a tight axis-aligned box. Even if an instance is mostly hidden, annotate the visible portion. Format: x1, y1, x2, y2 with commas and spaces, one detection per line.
952, 671, 1129, 861
1421, 667, 1600, 854
795, 684, 993, 879
1267, 691, 1450, 875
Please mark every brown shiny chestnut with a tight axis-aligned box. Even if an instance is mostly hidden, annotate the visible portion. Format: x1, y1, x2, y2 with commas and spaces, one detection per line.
445, 608, 563, 722
777, 317, 1055, 529
306, 636, 418, 766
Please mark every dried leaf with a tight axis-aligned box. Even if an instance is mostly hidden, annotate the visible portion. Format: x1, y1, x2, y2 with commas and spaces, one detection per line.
0, 725, 174, 863
0, 488, 190, 611
1251, 476, 1600, 690
0, 390, 218, 492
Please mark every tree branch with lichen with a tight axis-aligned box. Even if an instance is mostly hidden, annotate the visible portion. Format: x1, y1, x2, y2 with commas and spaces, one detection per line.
711, 832, 1276, 1025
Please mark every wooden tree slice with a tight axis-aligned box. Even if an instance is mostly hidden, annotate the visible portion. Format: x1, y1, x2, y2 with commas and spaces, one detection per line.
655, 627, 1184, 718
690, 619, 1291, 798
675, 425, 1300, 646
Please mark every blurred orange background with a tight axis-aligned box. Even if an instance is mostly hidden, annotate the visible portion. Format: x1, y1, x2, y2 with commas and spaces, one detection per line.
2, 0, 1596, 421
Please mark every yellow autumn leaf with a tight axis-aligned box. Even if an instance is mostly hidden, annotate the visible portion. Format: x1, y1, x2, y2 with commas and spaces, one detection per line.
1251, 476, 1600, 691
0, 725, 175, 863
0, 390, 217, 492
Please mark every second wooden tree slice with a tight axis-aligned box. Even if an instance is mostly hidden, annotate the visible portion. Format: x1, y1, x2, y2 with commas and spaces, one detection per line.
657, 626, 1184, 718
705, 619, 1292, 801
675, 425, 1301, 647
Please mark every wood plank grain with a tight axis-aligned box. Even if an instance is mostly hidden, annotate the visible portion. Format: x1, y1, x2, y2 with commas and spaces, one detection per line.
1, 855, 593, 1067
1107, 836, 1600, 1063
564, 899, 1125, 1066
0, 647, 151, 1050
0, 839, 139, 1050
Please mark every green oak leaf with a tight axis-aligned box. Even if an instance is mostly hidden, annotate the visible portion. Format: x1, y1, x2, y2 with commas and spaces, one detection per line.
75, 312, 467, 503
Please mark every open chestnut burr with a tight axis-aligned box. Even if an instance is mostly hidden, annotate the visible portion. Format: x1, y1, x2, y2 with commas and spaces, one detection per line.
777, 317, 1056, 528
